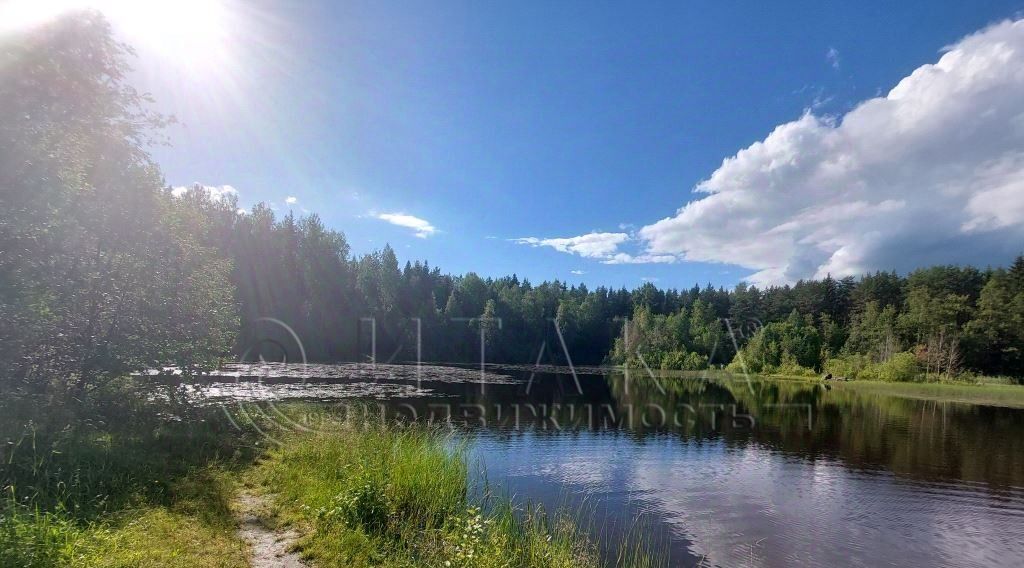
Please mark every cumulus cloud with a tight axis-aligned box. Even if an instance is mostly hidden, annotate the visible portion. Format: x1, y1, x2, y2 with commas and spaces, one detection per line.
171, 183, 238, 202
635, 19, 1024, 286
285, 196, 297, 205
570, 269, 586, 275
376, 213, 437, 238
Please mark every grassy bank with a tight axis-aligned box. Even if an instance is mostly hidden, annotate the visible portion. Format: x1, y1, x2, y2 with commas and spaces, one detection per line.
732, 370, 1024, 408
831, 380, 1024, 408
248, 424, 655, 567
663, 368, 1024, 408
1, 388, 661, 567
704, 370, 1024, 408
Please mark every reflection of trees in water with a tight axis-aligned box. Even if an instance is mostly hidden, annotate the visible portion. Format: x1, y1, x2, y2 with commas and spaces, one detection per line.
606, 373, 1024, 488
803, 389, 1024, 487
287, 369, 1024, 488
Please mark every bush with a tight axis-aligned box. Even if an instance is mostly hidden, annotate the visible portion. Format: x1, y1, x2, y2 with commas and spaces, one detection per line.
877, 352, 921, 382
684, 352, 709, 370
772, 355, 820, 377
729, 313, 822, 374
825, 352, 921, 382
825, 354, 872, 379
728, 352, 817, 377
660, 351, 708, 371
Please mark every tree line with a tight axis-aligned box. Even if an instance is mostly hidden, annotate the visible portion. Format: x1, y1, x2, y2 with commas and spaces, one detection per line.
3, 13, 1023, 397
169, 183, 1024, 382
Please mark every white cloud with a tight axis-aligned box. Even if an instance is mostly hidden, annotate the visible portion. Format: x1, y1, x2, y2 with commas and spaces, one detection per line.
635, 19, 1024, 286
171, 183, 238, 202
602, 252, 678, 265
826, 46, 840, 69
570, 270, 586, 275
512, 232, 629, 260
285, 196, 297, 205
376, 212, 437, 238
511, 231, 680, 264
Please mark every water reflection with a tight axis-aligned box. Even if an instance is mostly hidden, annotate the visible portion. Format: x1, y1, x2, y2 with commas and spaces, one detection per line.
199, 364, 1024, 567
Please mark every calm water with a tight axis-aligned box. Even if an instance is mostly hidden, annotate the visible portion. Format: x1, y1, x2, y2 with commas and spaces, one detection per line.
198, 363, 1024, 567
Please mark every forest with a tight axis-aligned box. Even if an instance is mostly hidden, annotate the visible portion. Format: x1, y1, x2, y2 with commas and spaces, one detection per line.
4, 13, 1024, 401
216, 197, 1024, 382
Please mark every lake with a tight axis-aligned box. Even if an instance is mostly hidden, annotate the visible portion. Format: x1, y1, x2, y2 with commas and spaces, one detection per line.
194, 363, 1024, 567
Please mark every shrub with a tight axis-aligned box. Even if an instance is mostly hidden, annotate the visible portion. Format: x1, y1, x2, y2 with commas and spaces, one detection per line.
825, 354, 872, 379
825, 352, 921, 382
773, 355, 819, 377
660, 351, 708, 371
684, 352, 709, 370
729, 313, 822, 374
877, 352, 921, 382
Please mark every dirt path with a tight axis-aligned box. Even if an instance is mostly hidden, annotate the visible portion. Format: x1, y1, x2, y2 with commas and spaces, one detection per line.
235, 491, 308, 568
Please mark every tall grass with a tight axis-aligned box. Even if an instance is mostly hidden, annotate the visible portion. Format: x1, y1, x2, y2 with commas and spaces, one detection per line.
0, 384, 257, 567
251, 423, 663, 567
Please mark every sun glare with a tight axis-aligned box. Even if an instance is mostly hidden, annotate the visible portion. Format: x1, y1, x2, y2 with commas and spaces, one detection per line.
1, 0, 233, 71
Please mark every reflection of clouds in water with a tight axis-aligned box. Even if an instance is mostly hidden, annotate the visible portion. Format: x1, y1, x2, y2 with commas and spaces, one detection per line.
473, 432, 621, 488
625, 441, 1024, 567
471, 432, 1024, 568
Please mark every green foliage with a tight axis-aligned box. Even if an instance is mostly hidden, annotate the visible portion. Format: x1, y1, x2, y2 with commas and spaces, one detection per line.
843, 302, 901, 362
660, 351, 709, 371
877, 352, 921, 382
824, 354, 872, 379
0, 13, 238, 392
963, 271, 1024, 376
610, 302, 723, 370
729, 311, 822, 374
825, 352, 921, 382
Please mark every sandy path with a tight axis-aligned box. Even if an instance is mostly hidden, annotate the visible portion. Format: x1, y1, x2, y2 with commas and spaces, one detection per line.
235, 491, 308, 568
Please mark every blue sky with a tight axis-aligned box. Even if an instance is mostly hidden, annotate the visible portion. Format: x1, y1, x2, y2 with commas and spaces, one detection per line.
133, 0, 1024, 289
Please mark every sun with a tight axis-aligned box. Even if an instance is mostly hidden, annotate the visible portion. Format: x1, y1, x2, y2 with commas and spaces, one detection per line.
1, 0, 234, 72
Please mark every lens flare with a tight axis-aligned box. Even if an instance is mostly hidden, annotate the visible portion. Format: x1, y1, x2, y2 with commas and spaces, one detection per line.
1, 0, 235, 73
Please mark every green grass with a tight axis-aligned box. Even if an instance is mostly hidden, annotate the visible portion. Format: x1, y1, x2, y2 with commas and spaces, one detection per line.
0, 383, 261, 568
0, 505, 250, 568
1, 462, 251, 568
248, 423, 655, 567
1, 387, 663, 567
833, 380, 1024, 408
682, 366, 1024, 408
